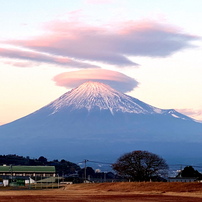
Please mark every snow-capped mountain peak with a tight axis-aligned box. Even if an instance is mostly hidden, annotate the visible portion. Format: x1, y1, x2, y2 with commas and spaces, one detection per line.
47, 81, 183, 118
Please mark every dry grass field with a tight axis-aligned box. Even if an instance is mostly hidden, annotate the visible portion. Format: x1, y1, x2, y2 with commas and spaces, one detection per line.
1, 182, 202, 201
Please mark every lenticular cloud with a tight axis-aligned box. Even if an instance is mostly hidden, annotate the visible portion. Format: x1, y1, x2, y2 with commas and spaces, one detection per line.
2, 20, 199, 68
53, 69, 138, 93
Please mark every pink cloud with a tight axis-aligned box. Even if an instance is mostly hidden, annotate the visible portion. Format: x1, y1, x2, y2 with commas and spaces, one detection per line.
176, 108, 202, 121
2, 60, 37, 68
53, 69, 138, 93
0, 46, 99, 68
1, 20, 199, 67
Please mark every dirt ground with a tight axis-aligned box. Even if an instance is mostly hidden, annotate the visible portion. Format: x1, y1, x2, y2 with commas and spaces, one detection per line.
1, 182, 202, 202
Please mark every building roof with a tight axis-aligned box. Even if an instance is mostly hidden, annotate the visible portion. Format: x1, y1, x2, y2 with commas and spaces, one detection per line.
0, 166, 55, 173
37, 176, 63, 183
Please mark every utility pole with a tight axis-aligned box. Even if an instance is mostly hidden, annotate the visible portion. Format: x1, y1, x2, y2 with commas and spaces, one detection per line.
58, 174, 59, 189
84, 159, 88, 183
10, 165, 13, 184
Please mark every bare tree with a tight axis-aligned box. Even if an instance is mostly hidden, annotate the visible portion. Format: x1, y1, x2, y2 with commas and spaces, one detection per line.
112, 150, 168, 181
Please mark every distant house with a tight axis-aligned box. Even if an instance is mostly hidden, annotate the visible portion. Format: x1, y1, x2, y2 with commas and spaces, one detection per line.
168, 177, 197, 182
0, 165, 55, 178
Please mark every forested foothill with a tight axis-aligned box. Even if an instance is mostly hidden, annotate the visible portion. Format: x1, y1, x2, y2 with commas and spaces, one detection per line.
0, 154, 80, 176
0, 154, 120, 182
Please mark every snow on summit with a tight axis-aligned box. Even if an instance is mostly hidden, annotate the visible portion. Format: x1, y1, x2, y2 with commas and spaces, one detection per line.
48, 81, 164, 115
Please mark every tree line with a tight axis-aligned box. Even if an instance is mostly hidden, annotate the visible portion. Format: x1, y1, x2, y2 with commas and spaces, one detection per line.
0, 151, 200, 182
0, 154, 80, 176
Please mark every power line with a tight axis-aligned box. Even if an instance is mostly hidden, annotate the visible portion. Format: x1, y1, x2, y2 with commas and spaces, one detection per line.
77, 160, 113, 165
87, 160, 113, 165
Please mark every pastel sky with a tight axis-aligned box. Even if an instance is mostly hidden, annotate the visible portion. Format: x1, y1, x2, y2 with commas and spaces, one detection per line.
1, 0, 202, 125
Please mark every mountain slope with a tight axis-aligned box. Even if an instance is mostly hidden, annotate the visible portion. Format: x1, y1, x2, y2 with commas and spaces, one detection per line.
0, 81, 202, 162
41, 81, 194, 118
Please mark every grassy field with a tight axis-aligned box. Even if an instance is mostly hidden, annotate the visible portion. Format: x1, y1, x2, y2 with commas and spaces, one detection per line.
0, 182, 202, 201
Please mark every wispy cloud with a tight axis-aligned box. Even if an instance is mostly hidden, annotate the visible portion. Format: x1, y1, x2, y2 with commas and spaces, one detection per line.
53, 69, 138, 93
1, 20, 198, 68
0, 46, 99, 68
2, 60, 37, 68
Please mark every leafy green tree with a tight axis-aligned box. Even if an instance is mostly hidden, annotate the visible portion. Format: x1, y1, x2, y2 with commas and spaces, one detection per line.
78, 167, 95, 179
112, 150, 168, 181
54, 159, 80, 176
38, 156, 47, 164
179, 166, 202, 178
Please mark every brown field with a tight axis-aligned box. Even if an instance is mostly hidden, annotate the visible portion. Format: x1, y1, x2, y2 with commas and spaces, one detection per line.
1, 182, 202, 201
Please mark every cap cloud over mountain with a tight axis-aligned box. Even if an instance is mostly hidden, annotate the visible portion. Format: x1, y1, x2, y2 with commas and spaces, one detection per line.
0, 81, 202, 163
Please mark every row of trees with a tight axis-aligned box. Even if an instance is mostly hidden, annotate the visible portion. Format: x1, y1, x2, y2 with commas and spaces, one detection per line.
1, 152, 200, 182
0, 154, 80, 176
0, 152, 168, 181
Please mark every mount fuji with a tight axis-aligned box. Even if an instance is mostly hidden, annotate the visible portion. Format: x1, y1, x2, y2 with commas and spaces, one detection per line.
1, 81, 202, 163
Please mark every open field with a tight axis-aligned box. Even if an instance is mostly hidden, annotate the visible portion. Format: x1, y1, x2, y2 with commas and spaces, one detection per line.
1, 182, 202, 201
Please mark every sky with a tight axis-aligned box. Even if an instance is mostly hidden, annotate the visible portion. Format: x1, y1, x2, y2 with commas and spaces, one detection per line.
1, 0, 202, 125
